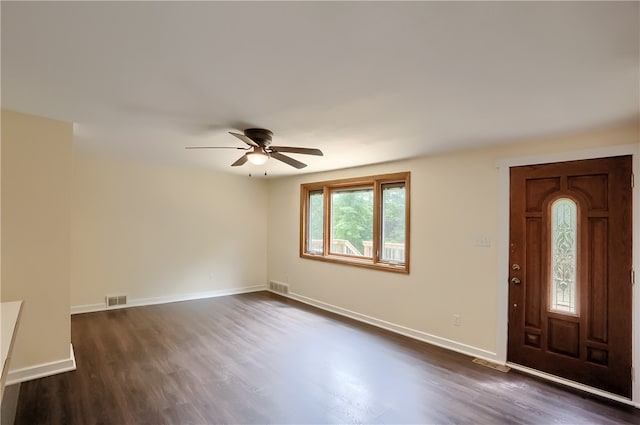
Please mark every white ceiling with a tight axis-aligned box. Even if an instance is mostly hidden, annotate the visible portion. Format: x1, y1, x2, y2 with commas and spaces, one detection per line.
2, 2, 639, 176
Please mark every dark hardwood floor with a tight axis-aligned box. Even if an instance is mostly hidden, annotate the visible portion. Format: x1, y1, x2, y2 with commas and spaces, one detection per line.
15, 291, 640, 424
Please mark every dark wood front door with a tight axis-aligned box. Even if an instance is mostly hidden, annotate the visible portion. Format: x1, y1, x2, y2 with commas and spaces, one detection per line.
508, 155, 632, 397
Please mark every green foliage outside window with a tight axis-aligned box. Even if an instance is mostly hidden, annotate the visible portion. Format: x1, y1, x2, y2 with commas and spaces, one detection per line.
331, 189, 373, 255
382, 185, 406, 244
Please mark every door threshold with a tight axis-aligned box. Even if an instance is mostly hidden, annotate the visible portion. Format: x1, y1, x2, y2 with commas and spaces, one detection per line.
507, 362, 637, 408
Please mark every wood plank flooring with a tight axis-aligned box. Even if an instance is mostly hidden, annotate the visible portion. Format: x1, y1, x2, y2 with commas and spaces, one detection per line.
15, 291, 640, 424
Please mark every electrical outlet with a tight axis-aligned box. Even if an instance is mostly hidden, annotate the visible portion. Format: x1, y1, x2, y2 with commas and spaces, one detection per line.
453, 314, 461, 326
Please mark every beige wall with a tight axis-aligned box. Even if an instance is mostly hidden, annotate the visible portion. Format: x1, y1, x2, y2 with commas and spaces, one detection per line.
70, 151, 268, 307
2, 107, 636, 378
1, 110, 72, 369
267, 124, 639, 354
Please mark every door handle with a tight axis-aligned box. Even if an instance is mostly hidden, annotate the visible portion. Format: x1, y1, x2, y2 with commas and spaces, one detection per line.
511, 277, 521, 285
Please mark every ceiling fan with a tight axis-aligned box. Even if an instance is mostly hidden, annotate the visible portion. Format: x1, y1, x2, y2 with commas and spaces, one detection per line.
186, 128, 323, 169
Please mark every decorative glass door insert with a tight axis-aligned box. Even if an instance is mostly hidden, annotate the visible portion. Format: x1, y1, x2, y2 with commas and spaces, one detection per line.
550, 198, 578, 314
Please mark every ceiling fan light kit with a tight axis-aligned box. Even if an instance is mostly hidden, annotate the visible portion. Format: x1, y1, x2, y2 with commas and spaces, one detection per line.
186, 128, 323, 170
246, 150, 269, 165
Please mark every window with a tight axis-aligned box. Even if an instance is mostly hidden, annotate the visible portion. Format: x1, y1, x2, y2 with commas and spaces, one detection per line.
306, 190, 324, 254
300, 172, 410, 273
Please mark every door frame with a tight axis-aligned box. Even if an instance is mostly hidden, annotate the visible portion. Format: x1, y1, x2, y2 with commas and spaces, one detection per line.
496, 143, 640, 407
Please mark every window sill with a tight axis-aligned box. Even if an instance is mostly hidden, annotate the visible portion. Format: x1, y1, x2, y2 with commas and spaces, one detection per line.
301, 252, 409, 274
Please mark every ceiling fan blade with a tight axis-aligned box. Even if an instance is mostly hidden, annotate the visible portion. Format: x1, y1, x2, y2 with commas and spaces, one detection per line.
269, 146, 323, 156
270, 152, 307, 169
185, 146, 247, 150
229, 131, 259, 147
231, 154, 249, 167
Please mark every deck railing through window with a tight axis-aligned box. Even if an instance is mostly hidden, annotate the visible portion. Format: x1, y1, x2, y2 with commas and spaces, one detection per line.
310, 239, 362, 256
362, 241, 405, 262
310, 239, 405, 262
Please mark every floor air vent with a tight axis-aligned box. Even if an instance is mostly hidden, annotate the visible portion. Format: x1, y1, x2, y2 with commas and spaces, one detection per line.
106, 294, 127, 308
269, 281, 289, 295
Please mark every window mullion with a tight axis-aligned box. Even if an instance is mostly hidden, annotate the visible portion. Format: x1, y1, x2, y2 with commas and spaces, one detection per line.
300, 187, 308, 257
323, 187, 330, 256
373, 180, 381, 263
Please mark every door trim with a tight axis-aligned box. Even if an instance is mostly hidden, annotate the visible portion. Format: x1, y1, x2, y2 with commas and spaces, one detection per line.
496, 143, 640, 406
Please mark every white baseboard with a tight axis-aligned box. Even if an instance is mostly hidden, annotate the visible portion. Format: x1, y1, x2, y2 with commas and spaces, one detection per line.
6, 343, 76, 385
508, 363, 638, 408
70, 303, 107, 314
70, 285, 267, 315
283, 288, 498, 363
279, 286, 638, 408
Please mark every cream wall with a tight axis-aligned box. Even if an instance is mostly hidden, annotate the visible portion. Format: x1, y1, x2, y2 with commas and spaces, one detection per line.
267, 124, 639, 355
1, 110, 72, 369
2, 107, 636, 388
70, 151, 268, 308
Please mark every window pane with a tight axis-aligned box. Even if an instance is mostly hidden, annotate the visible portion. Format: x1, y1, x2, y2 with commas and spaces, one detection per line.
381, 183, 405, 263
330, 188, 373, 257
550, 198, 577, 314
307, 190, 324, 254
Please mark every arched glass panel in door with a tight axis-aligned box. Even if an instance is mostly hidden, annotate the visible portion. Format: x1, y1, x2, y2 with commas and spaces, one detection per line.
550, 198, 578, 314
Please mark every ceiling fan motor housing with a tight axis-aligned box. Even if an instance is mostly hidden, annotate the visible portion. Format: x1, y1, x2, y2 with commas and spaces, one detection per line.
244, 128, 273, 147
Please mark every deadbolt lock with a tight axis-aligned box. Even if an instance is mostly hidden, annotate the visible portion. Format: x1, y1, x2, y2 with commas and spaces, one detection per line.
512, 264, 521, 271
